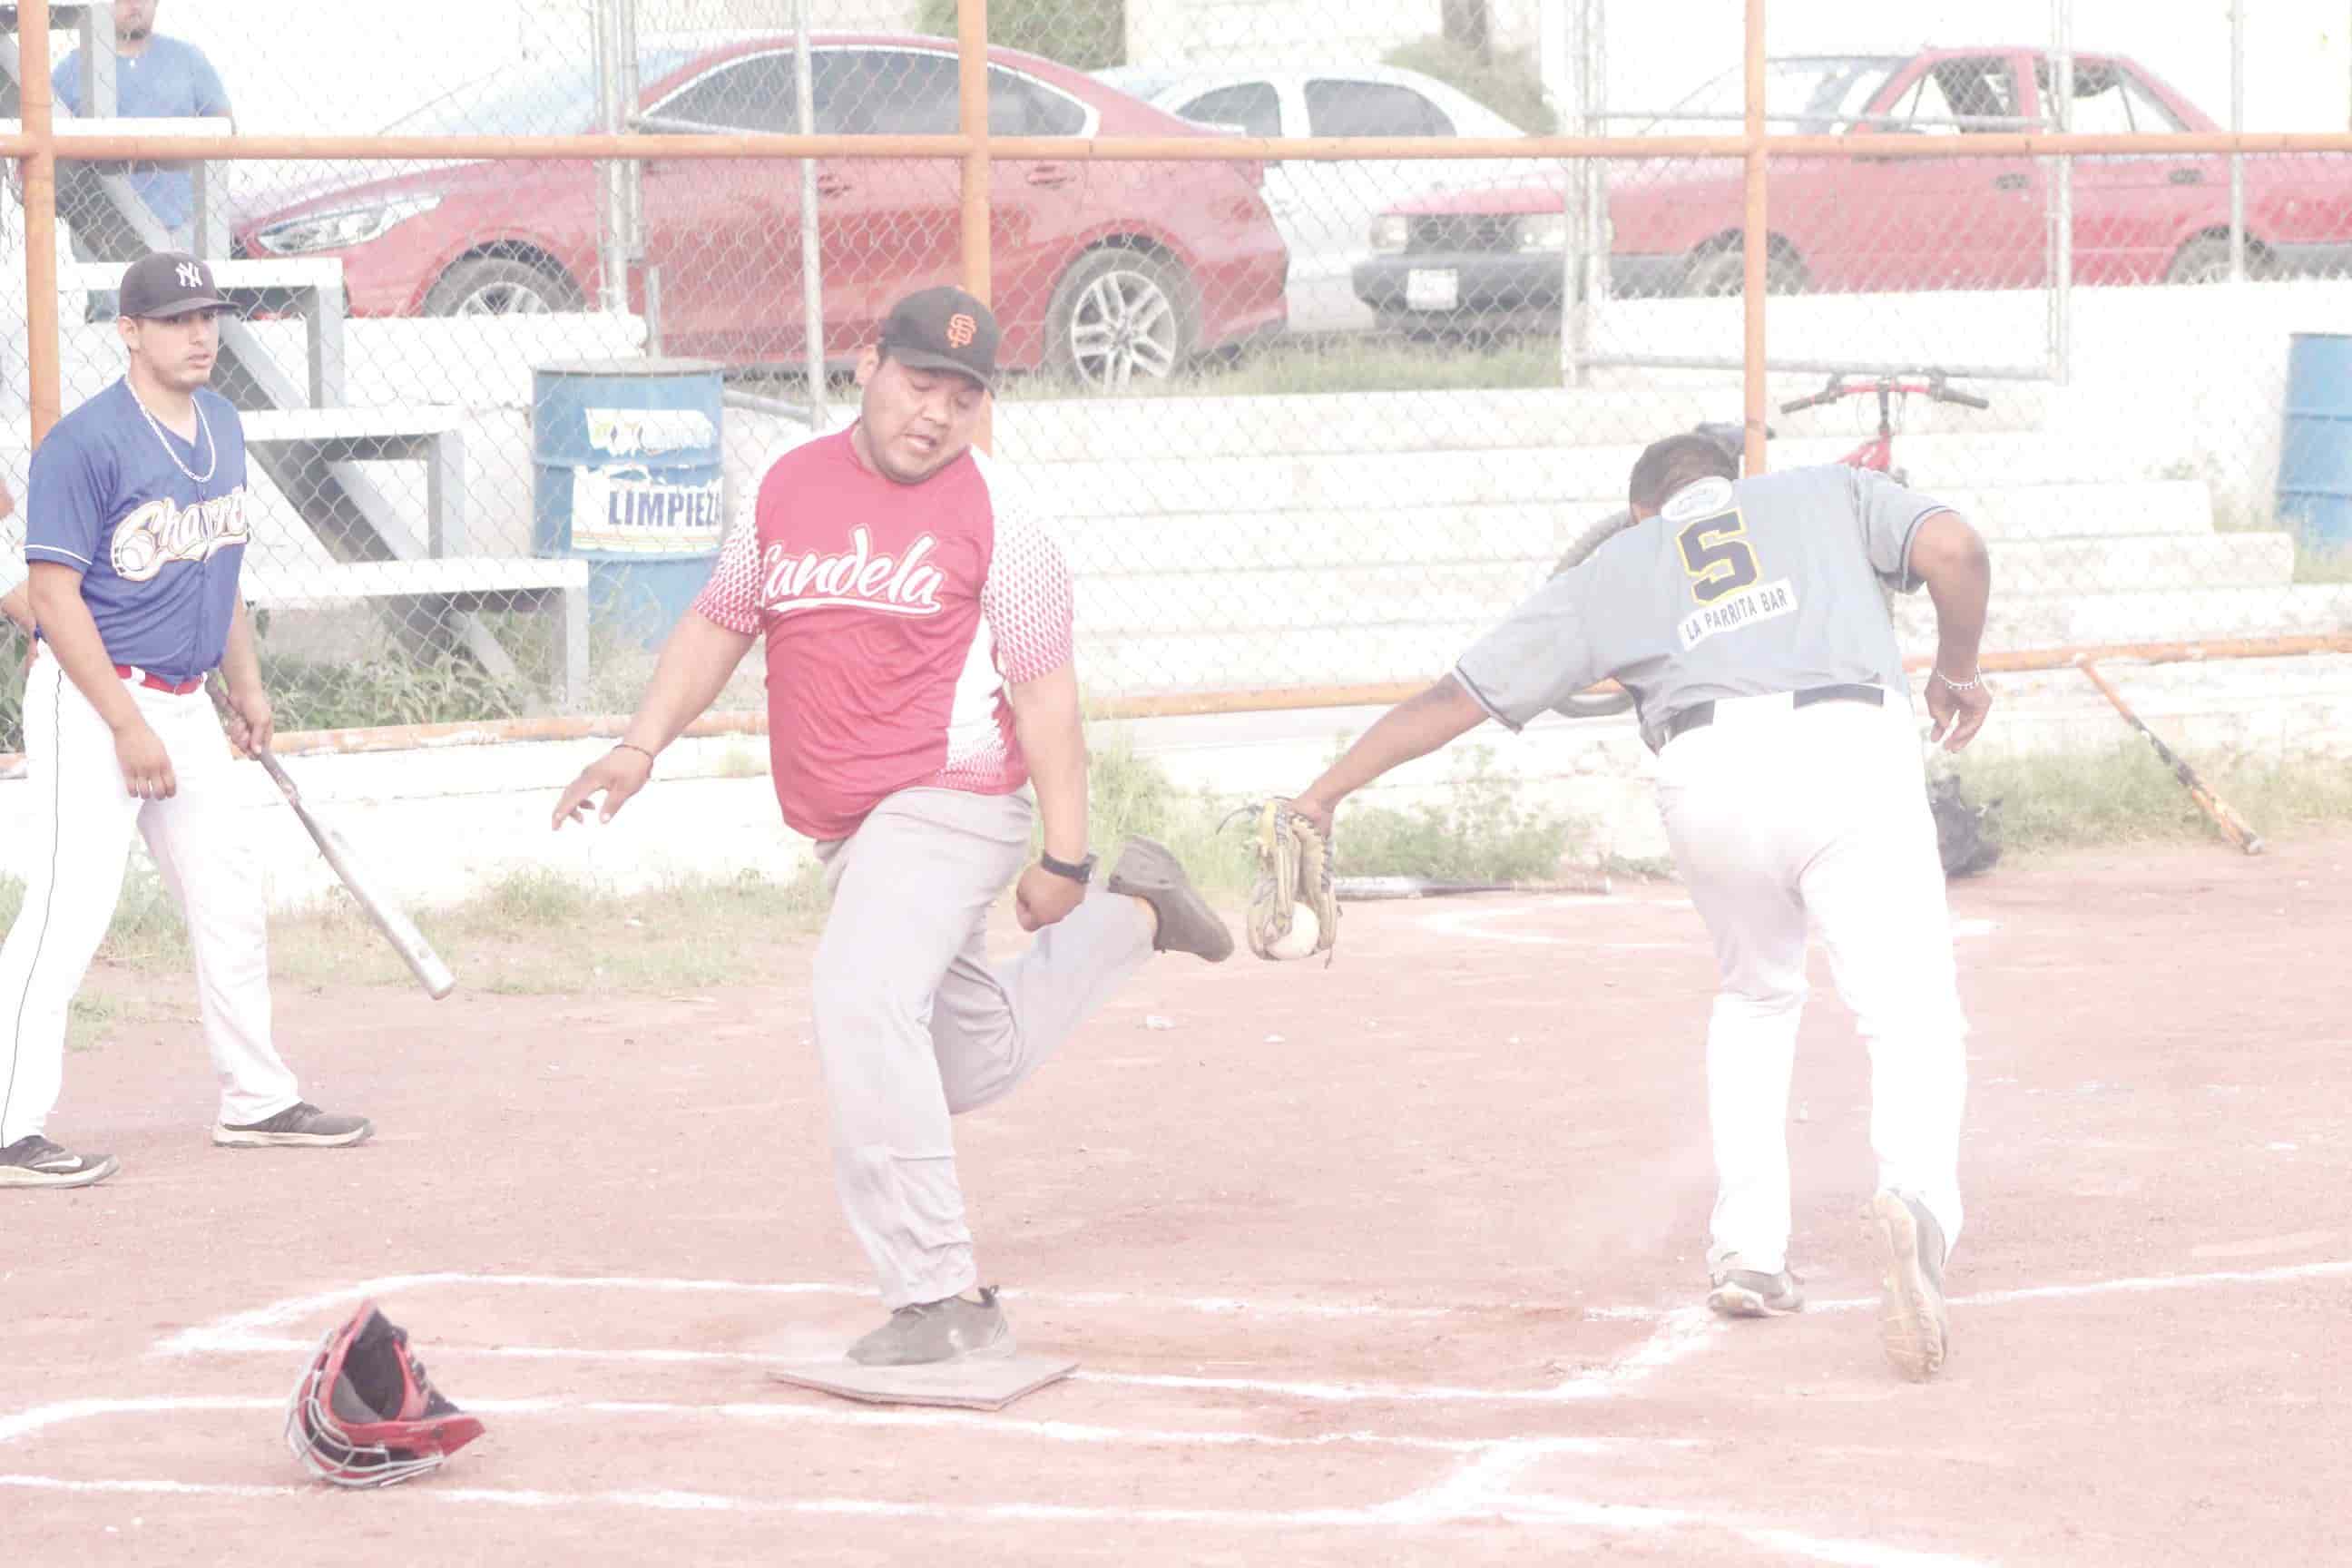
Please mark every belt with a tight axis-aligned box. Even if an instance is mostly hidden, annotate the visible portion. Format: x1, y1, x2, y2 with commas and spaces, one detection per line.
114, 663, 206, 696
1660, 682, 1885, 748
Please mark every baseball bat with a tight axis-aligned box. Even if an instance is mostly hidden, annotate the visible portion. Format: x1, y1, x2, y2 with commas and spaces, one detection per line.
2075, 659, 2265, 857
209, 681, 458, 997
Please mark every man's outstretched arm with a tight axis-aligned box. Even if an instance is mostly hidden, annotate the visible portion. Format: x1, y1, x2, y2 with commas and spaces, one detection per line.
1290, 676, 1491, 835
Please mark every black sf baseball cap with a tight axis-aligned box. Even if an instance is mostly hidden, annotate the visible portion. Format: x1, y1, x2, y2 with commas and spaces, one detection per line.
119, 250, 230, 319
878, 286, 1000, 392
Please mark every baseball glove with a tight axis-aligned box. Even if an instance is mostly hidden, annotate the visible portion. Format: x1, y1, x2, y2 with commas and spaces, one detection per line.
1928, 773, 2003, 879
1243, 798, 1340, 964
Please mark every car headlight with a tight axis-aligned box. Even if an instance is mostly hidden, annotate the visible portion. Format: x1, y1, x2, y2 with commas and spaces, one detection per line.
1517, 212, 1570, 253
1370, 213, 1410, 253
254, 194, 442, 256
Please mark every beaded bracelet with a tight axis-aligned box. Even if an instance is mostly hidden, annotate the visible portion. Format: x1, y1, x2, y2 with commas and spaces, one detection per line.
1932, 668, 1983, 692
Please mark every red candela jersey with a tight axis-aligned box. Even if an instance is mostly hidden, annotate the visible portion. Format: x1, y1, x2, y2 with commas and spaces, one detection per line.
691, 427, 1074, 841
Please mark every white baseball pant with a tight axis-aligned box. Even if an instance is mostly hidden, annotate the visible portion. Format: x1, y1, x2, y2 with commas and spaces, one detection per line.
812, 786, 1155, 1310
1654, 691, 1968, 1278
1, 649, 301, 1146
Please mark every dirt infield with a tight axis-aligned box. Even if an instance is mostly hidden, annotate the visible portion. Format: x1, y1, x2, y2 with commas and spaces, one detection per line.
5, 833, 2347, 1565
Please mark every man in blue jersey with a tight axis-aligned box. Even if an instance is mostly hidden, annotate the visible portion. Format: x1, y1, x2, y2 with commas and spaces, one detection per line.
53, 0, 233, 318
0, 252, 369, 1191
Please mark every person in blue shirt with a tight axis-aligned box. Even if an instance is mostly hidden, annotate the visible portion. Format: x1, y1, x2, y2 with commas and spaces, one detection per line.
52, 0, 233, 319
0, 252, 371, 1191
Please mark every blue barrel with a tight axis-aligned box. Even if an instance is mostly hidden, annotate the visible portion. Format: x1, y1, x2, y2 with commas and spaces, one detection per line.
532, 358, 727, 648
2279, 332, 2352, 553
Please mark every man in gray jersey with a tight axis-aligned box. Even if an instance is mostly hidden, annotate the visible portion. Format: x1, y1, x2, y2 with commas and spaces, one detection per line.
1282, 432, 1993, 1382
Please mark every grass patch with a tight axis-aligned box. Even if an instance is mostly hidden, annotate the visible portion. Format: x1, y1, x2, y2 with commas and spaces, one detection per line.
2294, 539, 2352, 584
1077, 729, 1582, 897
1324, 744, 1582, 882
1948, 743, 2352, 855
268, 863, 836, 997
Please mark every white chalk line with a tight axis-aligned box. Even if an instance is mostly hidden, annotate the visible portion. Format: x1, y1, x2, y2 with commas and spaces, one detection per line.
160, 1273, 1724, 1407
0, 1469, 1990, 1563
0, 1401, 1982, 1566
152, 1272, 1479, 1359
0, 1393, 1636, 1459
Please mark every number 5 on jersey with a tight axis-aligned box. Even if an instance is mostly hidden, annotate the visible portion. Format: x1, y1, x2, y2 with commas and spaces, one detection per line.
1678, 509, 1761, 604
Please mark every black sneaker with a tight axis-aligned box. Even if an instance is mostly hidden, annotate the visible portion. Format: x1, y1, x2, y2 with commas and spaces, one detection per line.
848, 1286, 1016, 1367
0, 1134, 120, 1190
1105, 838, 1234, 963
1867, 1190, 1950, 1381
212, 1102, 375, 1149
1707, 1263, 1805, 1318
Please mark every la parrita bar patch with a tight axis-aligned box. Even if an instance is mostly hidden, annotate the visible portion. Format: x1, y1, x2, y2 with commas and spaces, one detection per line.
1676, 577, 1798, 652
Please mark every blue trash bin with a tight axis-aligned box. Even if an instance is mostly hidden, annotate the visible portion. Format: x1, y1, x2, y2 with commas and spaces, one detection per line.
532, 358, 728, 648
2279, 331, 2352, 554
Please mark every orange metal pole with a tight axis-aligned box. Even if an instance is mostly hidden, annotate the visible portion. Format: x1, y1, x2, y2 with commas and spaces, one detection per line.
20, 0, 62, 444
957, 0, 991, 306
33, 129, 2352, 167
957, 0, 993, 452
1741, 0, 1768, 477
8, 633, 2346, 775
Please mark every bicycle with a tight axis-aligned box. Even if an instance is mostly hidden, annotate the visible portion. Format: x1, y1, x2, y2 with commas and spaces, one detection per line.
1548, 372, 1988, 718
1774, 371, 1990, 485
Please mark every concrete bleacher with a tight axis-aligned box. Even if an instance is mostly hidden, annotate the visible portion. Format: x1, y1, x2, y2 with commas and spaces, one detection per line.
990, 384, 2345, 697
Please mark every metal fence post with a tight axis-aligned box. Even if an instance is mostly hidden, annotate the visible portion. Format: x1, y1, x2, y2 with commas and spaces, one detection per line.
23, 0, 62, 444
1556, 0, 1587, 388
959, 0, 991, 446
2230, 0, 2246, 282
1741, 0, 1768, 476
796, 0, 826, 425
593, 0, 623, 315
2049, 0, 2073, 386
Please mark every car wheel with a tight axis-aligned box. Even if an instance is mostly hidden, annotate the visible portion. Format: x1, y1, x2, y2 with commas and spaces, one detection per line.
422, 257, 583, 318
2165, 235, 2252, 285
1047, 249, 1196, 393
1684, 245, 1807, 298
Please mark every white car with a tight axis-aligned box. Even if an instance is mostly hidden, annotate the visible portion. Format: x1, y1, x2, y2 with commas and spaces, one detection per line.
1093, 64, 1533, 335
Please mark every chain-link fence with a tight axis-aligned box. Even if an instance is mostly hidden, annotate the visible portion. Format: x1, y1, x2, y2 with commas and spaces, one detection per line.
6, 0, 2352, 751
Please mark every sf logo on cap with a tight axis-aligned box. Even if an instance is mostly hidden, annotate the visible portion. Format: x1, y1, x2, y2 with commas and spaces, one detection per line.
176, 262, 205, 289
946, 312, 978, 349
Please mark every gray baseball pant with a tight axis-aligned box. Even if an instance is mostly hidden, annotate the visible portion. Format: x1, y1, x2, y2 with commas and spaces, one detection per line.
811, 786, 1154, 1310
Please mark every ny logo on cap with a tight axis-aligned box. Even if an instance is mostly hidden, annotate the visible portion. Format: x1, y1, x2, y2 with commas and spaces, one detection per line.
176, 262, 204, 289
946, 312, 978, 349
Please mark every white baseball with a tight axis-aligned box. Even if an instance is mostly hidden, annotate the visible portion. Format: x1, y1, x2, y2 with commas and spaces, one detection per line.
1267, 905, 1320, 961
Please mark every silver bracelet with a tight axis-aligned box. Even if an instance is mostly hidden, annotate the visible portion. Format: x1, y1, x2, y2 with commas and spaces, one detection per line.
1932, 668, 1982, 692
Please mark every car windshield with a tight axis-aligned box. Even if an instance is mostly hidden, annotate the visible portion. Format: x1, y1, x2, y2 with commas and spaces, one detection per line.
1631, 55, 1906, 134
381, 45, 702, 136
1094, 69, 1177, 103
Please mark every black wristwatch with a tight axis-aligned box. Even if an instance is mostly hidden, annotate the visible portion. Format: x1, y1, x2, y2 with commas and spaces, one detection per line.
1038, 849, 1097, 886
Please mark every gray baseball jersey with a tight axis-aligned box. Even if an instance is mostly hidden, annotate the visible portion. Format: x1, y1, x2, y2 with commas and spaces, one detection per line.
1454, 465, 1953, 751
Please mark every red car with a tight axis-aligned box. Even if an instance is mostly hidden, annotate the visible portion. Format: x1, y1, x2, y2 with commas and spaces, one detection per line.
1355, 48, 2352, 328
234, 34, 1289, 389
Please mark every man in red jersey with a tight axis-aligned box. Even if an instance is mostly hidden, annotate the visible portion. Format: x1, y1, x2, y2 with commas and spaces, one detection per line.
554, 287, 1232, 1367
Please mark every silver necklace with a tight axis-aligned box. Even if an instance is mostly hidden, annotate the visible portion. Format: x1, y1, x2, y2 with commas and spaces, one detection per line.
129, 384, 217, 486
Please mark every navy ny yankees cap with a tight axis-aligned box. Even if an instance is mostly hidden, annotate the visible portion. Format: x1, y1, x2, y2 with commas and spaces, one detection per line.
120, 251, 231, 319
878, 286, 1000, 391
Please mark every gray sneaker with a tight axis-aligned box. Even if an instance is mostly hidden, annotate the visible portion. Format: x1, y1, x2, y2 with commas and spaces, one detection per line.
1867, 1190, 1950, 1381
0, 1134, 119, 1190
848, 1286, 1016, 1367
212, 1101, 375, 1149
1707, 1263, 1804, 1318
1106, 838, 1234, 963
